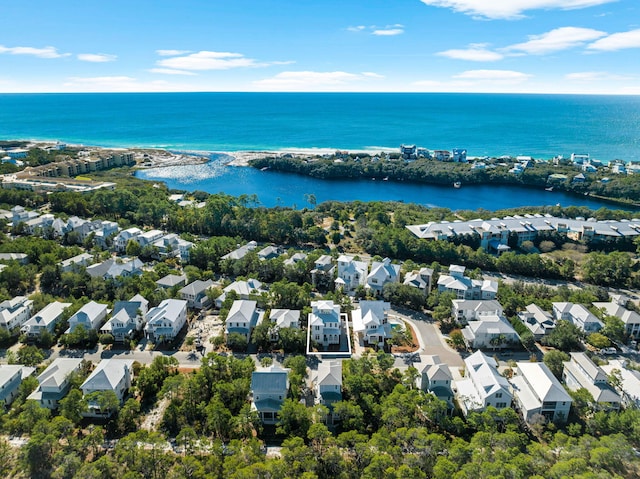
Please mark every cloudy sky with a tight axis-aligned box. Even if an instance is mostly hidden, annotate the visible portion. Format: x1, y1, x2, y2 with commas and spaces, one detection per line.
1, 0, 639, 93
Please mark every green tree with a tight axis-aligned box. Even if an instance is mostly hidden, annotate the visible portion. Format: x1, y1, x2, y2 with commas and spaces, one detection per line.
17, 345, 44, 366
543, 351, 569, 379
277, 399, 312, 438
58, 388, 87, 424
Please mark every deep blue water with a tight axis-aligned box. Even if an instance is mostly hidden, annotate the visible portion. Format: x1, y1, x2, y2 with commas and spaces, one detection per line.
1, 92, 639, 160
136, 154, 635, 211
1, 92, 639, 210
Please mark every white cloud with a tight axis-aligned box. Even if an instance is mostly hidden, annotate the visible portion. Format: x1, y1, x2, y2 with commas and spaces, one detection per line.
419, 0, 616, 20
77, 53, 117, 62
437, 46, 503, 61
0, 45, 69, 58
156, 49, 192, 56
372, 27, 404, 36
157, 50, 277, 70
587, 29, 640, 51
252, 71, 383, 91
453, 69, 531, 82
348, 24, 404, 36
503, 27, 606, 54
149, 68, 197, 76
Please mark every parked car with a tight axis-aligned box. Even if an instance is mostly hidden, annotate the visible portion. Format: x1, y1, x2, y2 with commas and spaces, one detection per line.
601, 347, 617, 355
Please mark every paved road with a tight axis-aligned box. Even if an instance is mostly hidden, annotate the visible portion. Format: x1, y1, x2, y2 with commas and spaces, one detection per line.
390, 307, 464, 369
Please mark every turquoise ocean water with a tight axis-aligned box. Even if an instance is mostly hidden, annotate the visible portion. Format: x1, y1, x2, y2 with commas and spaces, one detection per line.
1, 93, 639, 209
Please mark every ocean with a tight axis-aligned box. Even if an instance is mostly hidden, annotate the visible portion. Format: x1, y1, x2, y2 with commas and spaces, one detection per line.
1, 92, 639, 209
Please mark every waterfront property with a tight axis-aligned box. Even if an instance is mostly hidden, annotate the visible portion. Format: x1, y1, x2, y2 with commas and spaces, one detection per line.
510, 362, 572, 425
407, 214, 640, 253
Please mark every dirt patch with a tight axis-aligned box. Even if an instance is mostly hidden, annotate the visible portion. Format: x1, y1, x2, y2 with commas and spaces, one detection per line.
391, 321, 420, 354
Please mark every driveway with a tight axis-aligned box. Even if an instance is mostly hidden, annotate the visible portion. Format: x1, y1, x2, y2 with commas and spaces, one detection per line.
390, 307, 464, 369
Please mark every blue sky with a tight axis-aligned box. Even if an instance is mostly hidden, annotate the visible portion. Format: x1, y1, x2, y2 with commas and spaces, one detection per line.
1, 0, 639, 93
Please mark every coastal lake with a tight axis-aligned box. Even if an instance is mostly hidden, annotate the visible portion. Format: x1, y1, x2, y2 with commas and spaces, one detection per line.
135, 154, 634, 211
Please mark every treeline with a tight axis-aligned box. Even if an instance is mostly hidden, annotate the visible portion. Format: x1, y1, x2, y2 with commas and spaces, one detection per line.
249, 155, 640, 203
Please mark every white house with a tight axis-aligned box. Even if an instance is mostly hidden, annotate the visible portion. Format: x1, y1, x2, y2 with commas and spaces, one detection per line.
0, 296, 33, 331
518, 304, 556, 340
215, 278, 264, 308
461, 315, 520, 350
179, 279, 214, 309
563, 352, 621, 411
144, 299, 187, 342
456, 351, 512, 416
335, 254, 368, 293
27, 358, 83, 409
403, 267, 434, 294
100, 294, 149, 342
269, 309, 300, 341
600, 359, 640, 408
66, 301, 108, 334
510, 362, 572, 425
314, 361, 342, 409
366, 258, 400, 295
81, 359, 134, 417
311, 255, 335, 289
552, 302, 603, 333
0, 365, 35, 407
221, 241, 258, 260
114, 227, 143, 252
86, 258, 143, 281
437, 265, 498, 300
225, 300, 263, 340
21, 302, 72, 339
251, 366, 289, 424
155, 273, 188, 290
59, 252, 93, 273
351, 300, 391, 346
416, 355, 454, 408
452, 299, 504, 324
309, 300, 342, 347
593, 300, 640, 339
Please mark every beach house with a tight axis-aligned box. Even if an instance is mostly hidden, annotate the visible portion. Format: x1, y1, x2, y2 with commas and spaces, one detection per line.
437, 265, 498, 300
403, 267, 433, 294
144, 299, 187, 342
455, 351, 512, 416
510, 362, 572, 425
100, 294, 149, 342
309, 300, 343, 348
27, 358, 83, 409
0, 296, 33, 331
518, 303, 556, 340
224, 300, 263, 341
416, 355, 454, 409
335, 254, 368, 293
366, 258, 400, 295
563, 352, 621, 411
81, 359, 134, 417
179, 279, 215, 309
21, 301, 72, 339
66, 301, 108, 334
0, 365, 35, 407
251, 366, 289, 424
351, 300, 391, 346
552, 302, 603, 333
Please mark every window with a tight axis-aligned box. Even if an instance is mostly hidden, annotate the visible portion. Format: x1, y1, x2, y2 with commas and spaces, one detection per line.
495, 393, 502, 398
496, 402, 507, 408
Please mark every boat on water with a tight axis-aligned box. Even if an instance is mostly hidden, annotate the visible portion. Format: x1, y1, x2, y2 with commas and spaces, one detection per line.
453, 181, 461, 188
383, 177, 389, 181
545, 186, 554, 192
260, 166, 270, 171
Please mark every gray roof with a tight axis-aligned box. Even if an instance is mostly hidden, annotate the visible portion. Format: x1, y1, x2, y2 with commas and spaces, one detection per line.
156, 274, 187, 288
81, 359, 133, 392
179, 279, 214, 296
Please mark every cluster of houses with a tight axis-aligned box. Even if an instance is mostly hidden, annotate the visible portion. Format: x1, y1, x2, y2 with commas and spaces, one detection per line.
0, 356, 133, 417
7, 205, 195, 261
407, 213, 640, 254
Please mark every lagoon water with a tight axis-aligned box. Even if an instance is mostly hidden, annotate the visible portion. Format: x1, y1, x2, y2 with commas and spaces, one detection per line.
1, 92, 639, 209
135, 154, 631, 211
